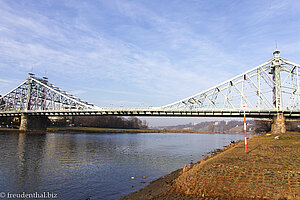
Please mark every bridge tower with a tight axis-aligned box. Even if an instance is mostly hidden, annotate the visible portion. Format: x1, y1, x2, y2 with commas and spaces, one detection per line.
19, 73, 49, 131
271, 50, 286, 134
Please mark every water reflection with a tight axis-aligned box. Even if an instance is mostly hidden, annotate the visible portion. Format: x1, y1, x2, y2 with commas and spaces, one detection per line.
0, 132, 246, 200
0, 133, 47, 193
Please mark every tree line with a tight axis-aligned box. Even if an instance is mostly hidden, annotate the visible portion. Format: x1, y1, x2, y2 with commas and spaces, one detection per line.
0, 115, 148, 129
254, 120, 300, 133
51, 116, 148, 129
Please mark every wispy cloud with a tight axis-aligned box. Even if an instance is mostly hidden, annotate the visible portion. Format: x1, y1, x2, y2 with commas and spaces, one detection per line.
0, 78, 12, 84
70, 90, 86, 96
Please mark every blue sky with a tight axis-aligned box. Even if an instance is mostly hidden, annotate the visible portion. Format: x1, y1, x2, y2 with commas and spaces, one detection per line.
1, 0, 300, 126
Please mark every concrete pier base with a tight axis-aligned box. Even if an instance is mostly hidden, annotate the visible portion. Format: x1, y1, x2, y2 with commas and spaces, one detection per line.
271, 113, 286, 134
19, 114, 48, 131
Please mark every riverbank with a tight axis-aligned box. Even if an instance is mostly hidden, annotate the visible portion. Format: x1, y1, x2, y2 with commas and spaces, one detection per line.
48, 127, 162, 133
0, 127, 248, 134
122, 132, 300, 199
0, 127, 162, 134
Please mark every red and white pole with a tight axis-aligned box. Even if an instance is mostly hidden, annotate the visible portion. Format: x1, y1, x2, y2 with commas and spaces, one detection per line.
243, 110, 247, 153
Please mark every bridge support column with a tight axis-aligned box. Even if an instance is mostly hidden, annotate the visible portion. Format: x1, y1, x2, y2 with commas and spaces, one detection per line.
19, 114, 48, 131
271, 113, 286, 134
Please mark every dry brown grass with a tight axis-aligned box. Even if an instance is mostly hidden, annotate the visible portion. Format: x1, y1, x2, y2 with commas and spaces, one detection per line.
161, 132, 300, 199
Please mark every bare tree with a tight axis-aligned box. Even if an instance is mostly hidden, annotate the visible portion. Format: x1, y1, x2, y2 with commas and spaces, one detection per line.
254, 120, 271, 133
70, 116, 148, 129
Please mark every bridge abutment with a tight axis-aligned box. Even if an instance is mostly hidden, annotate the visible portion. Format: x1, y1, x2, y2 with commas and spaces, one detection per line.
19, 114, 48, 131
271, 113, 286, 134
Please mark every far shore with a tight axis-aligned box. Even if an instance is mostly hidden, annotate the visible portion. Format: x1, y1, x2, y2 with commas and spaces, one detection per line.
0, 126, 256, 134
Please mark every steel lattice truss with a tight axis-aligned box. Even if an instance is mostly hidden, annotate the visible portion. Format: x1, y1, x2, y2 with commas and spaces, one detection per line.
0, 76, 96, 112
161, 51, 300, 112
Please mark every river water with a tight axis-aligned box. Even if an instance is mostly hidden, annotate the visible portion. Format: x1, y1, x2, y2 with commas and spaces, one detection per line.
0, 132, 246, 200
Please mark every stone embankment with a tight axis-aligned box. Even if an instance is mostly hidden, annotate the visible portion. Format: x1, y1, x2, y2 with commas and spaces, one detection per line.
122, 132, 300, 199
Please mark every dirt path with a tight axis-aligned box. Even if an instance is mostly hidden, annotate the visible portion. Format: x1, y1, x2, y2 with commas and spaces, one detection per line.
122, 132, 300, 200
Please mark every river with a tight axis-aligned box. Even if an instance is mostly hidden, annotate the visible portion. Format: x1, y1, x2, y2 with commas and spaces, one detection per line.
0, 132, 246, 200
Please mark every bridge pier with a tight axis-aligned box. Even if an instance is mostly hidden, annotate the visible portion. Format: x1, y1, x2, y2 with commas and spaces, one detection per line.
19, 114, 48, 131
271, 113, 286, 134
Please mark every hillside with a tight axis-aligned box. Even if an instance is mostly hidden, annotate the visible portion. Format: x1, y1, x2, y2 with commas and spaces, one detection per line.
156, 120, 256, 134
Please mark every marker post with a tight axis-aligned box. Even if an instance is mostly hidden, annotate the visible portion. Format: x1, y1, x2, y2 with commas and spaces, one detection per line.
242, 105, 247, 153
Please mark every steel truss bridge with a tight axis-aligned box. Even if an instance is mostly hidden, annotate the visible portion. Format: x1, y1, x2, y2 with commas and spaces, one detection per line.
1, 50, 300, 119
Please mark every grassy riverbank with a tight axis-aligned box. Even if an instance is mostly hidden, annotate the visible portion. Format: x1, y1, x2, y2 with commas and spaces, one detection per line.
47, 127, 161, 133
0, 126, 230, 134
0, 127, 161, 133
122, 132, 300, 199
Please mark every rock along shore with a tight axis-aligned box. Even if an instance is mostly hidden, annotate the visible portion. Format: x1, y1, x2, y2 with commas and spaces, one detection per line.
122, 132, 300, 200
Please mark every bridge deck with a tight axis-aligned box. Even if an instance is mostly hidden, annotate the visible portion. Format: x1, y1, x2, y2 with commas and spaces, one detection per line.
1, 109, 299, 118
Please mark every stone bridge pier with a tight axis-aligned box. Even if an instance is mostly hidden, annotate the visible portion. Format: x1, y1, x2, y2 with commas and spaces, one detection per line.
271, 113, 286, 134
19, 114, 48, 131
